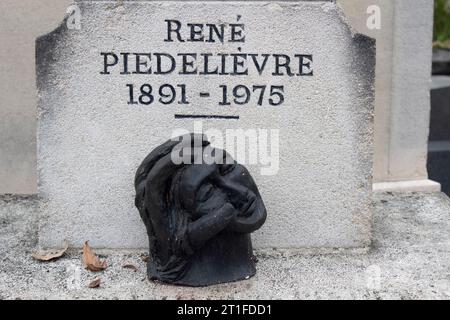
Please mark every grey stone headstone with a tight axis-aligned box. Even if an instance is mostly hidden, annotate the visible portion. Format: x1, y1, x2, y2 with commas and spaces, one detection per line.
37, 0, 375, 249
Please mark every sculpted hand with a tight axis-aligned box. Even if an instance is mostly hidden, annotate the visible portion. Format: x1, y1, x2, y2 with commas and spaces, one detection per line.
187, 203, 237, 250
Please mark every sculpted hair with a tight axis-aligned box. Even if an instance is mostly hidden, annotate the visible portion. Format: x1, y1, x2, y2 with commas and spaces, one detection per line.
134, 134, 208, 281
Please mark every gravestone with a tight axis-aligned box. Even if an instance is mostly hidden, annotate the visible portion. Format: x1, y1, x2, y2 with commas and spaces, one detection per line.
37, 0, 375, 249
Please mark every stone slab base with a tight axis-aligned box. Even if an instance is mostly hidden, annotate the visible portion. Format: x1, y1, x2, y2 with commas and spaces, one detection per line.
1, 192, 450, 299
373, 179, 441, 193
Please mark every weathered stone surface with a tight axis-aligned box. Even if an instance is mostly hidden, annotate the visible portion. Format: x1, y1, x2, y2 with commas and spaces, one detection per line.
2, 192, 450, 299
37, 0, 375, 249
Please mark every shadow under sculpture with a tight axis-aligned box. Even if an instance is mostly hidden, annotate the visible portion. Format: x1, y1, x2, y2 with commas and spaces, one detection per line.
135, 134, 267, 287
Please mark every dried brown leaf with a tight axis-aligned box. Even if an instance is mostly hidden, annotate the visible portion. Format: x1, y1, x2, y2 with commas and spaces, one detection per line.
32, 242, 69, 262
140, 253, 150, 263
82, 241, 107, 272
88, 278, 101, 289
123, 264, 138, 272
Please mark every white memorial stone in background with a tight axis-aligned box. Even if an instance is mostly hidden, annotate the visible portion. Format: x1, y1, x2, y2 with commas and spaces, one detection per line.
37, 0, 375, 249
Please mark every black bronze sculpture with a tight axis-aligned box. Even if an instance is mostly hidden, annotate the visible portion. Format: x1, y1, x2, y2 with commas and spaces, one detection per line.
135, 134, 267, 287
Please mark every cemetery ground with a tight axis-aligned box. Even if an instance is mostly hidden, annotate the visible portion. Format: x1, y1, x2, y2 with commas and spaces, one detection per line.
0, 192, 449, 300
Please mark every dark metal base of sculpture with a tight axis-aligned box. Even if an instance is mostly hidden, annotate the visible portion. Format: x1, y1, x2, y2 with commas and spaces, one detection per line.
149, 233, 256, 287
135, 134, 267, 287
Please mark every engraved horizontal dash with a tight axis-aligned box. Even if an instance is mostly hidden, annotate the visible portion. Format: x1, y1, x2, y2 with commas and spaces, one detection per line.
174, 114, 240, 120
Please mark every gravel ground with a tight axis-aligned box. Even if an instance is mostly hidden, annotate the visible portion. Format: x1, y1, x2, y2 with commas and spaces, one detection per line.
0, 192, 449, 300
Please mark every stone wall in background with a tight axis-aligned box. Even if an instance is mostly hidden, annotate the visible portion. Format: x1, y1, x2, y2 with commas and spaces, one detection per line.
0, 0, 72, 194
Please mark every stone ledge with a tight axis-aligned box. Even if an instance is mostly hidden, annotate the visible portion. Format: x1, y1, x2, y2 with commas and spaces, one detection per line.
1, 192, 449, 299
373, 180, 441, 193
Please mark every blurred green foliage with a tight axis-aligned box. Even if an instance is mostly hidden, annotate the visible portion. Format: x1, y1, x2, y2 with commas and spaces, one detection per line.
434, 0, 450, 49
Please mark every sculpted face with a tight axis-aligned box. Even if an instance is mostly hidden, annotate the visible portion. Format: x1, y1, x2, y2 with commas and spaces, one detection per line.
179, 161, 262, 224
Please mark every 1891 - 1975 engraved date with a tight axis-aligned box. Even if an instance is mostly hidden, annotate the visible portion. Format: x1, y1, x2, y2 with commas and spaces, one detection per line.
126, 83, 285, 106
